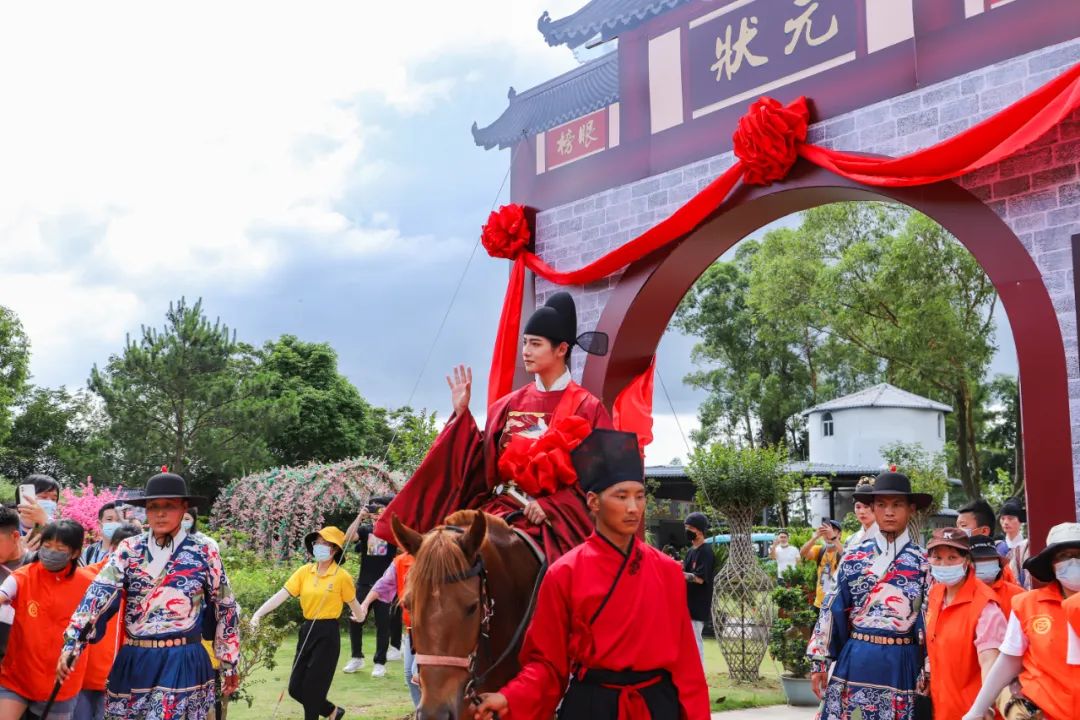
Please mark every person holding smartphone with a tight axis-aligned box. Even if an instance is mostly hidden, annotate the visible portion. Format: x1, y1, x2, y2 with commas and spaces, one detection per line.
16, 475, 61, 539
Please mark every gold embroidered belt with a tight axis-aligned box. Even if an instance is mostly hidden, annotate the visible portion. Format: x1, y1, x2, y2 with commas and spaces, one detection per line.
126, 636, 194, 649
851, 632, 914, 646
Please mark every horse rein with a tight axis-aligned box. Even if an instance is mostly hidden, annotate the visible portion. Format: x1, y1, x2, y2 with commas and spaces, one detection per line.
413, 525, 549, 709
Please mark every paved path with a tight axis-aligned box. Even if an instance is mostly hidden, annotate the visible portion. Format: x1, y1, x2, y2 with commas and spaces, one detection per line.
712, 705, 816, 719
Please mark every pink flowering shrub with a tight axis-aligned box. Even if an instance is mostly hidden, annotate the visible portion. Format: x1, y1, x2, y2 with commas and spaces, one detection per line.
211, 457, 401, 560
58, 477, 122, 543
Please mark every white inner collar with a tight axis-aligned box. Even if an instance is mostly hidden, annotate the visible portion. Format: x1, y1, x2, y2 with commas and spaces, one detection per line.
535, 368, 572, 392
146, 528, 187, 578
869, 526, 911, 577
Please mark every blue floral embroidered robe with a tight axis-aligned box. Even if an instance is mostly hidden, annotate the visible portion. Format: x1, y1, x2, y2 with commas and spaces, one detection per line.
806, 531, 929, 720
63, 532, 239, 720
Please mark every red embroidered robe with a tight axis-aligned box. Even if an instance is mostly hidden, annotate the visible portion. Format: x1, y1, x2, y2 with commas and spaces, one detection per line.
376, 380, 611, 561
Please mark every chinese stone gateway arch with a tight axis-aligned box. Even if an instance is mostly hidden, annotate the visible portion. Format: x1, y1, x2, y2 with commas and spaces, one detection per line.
579, 164, 1073, 549
475, 1, 1080, 549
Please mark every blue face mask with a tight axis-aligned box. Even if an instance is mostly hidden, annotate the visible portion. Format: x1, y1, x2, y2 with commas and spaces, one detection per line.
974, 560, 1001, 583
930, 564, 967, 586
37, 500, 58, 520
101, 522, 121, 540
1054, 558, 1080, 591
312, 545, 333, 562
181, 521, 193, 533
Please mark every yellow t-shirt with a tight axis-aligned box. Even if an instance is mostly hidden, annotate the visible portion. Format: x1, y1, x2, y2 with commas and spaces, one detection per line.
284, 563, 356, 620
807, 544, 841, 608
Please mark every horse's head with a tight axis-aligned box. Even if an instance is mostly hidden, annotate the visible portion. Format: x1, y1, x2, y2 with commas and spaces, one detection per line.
393, 511, 490, 720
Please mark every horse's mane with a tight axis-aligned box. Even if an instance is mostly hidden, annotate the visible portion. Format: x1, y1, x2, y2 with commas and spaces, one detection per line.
405, 510, 509, 614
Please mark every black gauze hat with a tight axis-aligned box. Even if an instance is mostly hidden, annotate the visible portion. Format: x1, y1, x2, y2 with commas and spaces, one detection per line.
523, 292, 608, 356
571, 430, 643, 494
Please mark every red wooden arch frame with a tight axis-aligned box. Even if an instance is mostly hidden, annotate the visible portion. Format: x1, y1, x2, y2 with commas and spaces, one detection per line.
580, 161, 1074, 550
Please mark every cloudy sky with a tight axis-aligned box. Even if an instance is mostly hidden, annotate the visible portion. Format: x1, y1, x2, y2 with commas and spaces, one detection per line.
0, 1, 1017, 466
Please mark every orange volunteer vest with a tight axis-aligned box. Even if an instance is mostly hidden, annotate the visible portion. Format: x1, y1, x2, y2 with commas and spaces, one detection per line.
82, 559, 124, 691
395, 553, 415, 627
0, 563, 94, 701
926, 570, 998, 720
1012, 584, 1080, 720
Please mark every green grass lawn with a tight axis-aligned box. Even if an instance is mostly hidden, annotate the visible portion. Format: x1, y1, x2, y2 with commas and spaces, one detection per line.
228, 630, 786, 719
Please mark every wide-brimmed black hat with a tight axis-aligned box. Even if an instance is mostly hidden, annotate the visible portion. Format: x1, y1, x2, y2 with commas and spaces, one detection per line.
124, 471, 207, 508
524, 292, 608, 356
852, 469, 932, 510
998, 498, 1027, 523
571, 429, 643, 494
1024, 522, 1080, 583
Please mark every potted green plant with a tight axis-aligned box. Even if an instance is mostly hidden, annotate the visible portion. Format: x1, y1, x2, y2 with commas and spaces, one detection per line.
768, 563, 819, 706
688, 443, 794, 683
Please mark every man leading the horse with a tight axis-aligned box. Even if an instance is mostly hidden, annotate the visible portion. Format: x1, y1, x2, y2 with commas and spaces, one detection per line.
376, 292, 611, 562
472, 429, 711, 720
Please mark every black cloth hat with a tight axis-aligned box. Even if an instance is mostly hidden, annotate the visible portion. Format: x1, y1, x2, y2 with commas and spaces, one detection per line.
125, 472, 207, 508
852, 469, 932, 510
968, 535, 1003, 561
685, 512, 708, 534
822, 519, 842, 533
523, 292, 609, 356
571, 430, 643, 494
998, 498, 1027, 523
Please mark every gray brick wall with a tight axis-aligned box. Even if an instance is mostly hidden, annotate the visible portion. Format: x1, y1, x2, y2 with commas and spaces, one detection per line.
533, 37, 1080, 502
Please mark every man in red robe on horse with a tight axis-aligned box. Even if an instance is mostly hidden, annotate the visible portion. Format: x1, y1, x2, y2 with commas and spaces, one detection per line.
375, 292, 612, 562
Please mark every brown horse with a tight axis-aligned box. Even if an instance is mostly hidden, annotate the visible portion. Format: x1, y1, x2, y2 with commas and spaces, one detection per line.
391, 510, 546, 720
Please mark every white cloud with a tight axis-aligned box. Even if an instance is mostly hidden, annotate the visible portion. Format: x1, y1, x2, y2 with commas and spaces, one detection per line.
0, 0, 583, 386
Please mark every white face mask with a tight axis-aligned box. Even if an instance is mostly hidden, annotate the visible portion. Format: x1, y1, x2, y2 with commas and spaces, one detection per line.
1054, 558, 1080, 591
974, 560, 1001, 583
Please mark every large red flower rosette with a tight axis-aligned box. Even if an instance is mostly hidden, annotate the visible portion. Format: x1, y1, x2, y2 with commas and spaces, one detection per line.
733, 96, 810, 186
481, 203, 532, 259
496, 415, 591, 497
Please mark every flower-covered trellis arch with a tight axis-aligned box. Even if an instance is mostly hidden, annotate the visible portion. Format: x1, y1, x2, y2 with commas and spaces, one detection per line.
211, 457, 402, 560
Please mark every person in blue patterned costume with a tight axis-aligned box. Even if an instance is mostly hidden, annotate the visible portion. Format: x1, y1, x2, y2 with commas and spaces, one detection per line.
57, 471, 240, 720
806, 469, 931, 720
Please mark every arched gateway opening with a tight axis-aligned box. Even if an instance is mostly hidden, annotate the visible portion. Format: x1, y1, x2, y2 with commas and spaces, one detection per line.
581, 162, 1072, 547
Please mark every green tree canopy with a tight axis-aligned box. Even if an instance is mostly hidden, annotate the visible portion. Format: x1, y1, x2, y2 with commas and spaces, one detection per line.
259, 335, 392, 466
679, 202, 999, 498
0, 306, 30, 445
88, 298, 280, 496
0, 387, 118, 485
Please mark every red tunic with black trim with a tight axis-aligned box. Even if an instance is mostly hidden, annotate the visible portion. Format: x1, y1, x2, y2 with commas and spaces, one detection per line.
499, 532, 711, 720
376, 379, 611, 562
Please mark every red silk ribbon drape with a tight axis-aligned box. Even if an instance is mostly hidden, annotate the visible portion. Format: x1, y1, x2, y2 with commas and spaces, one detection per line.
487, 60, 1080, 407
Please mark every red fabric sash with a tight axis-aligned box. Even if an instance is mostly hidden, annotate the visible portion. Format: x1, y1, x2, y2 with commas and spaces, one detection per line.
486, 61, 1080, 404
601, 675, 663, 720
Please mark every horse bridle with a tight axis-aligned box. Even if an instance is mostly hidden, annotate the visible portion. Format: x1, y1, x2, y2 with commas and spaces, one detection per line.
412, 527, 548, 708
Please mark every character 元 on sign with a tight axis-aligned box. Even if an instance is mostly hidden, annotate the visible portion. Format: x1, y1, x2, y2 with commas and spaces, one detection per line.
711, 15, 768, 82
556, 128, 574, 156
784, 0, 839, 55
